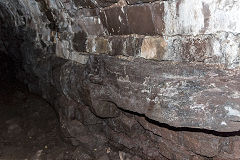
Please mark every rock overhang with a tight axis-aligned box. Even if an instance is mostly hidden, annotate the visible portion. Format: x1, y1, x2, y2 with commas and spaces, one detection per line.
2, 0, 240, 132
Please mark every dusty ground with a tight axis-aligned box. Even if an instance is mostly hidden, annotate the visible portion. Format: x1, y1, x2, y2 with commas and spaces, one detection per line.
0, 79, 77, 160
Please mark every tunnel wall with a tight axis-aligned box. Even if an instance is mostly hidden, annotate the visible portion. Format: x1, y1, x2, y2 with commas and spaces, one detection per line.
1, 0, 240, 159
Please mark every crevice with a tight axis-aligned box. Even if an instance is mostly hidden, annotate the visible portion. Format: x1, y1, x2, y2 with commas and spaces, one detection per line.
118, 106, 240, 137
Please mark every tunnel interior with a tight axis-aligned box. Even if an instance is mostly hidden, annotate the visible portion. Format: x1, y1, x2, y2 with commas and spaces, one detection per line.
2, 0, 240, 160
0, 3, 75, 159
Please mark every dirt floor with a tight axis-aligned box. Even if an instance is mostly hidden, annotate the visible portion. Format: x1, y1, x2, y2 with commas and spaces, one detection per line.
0, 79, 77, 160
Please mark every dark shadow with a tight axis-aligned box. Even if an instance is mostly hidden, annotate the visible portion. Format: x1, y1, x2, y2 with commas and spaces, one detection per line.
118, 107, 240, 137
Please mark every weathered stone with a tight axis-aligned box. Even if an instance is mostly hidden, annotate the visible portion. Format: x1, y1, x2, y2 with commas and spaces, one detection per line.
95, 0, 119, 8
100, 6, 129, 35
164, 0, 240, 36
73, 0, 97, 8
91, 100, 121, 118
126, 0, 158, 5
81, 105, 103, 125
72, 30, 88, 52
83, 55, 240, 132
86, 36, 110, 53
70, 52, 89, 64
140, 36, 167, 60
108, 36, 127, 56
76, 16, 105, 36
77, 8, 99, 17
78, 33, 240, 68
106, 113, 138, 135
56, 39, 70, 58
217, 137, 240, 159
4, 0, 240, 159
109, 35, 143, 56
151, 2, 165, 35
163, 35, 213, 63
126, 5, 155, 35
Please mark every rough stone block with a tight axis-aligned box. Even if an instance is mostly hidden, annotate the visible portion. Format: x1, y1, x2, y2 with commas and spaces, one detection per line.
109, 35, 143, 56
100, 6, 129, 35
56, 39, 71, 59
72, 31, 88, 52
140, 36, 167, 60
151, 2, 165, 35
86, 36, 110, 53
77, 16, 106, 36
73, 0, 96, 8
164, 0, 240, 36
126, 0, 158, 5
126, 5, 155, 35
100, 3, 164, 35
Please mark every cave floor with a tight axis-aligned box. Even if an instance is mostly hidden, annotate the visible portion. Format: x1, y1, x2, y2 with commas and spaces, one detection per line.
0, 79, 76, 160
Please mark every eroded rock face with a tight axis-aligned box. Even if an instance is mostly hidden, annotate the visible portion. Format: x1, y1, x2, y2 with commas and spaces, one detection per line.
2, 0, 240, 159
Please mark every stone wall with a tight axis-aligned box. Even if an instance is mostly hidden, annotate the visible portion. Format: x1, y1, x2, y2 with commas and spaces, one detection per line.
1, 0, 240, 159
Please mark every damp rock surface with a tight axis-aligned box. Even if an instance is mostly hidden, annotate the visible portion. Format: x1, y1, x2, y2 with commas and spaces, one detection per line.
2, 0, 240, 159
